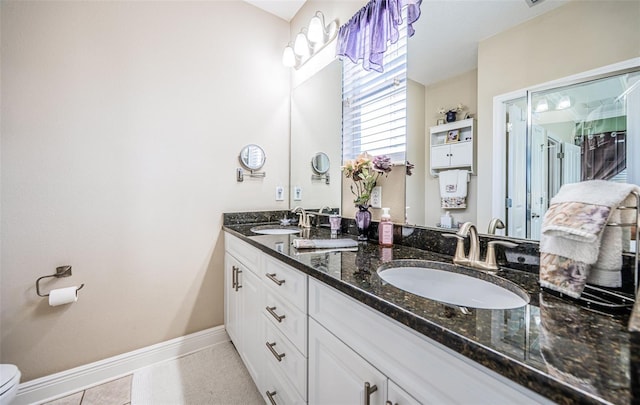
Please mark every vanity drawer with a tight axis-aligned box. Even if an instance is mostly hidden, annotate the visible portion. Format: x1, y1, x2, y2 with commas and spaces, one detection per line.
262, 256, 307, 312
225, 233, 261, 274
262, 351, 306, 405
263, 316, 307, 401
264, 289, 307, 355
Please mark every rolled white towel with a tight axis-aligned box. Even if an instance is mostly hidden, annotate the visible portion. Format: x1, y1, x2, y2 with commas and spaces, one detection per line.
292, 238, 359, 249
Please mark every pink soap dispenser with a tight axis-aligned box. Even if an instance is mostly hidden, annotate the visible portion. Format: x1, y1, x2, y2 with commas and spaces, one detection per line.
378, 207, 393, 247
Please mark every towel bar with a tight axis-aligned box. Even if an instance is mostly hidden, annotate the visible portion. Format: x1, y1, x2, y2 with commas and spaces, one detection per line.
36, 265, 85, 297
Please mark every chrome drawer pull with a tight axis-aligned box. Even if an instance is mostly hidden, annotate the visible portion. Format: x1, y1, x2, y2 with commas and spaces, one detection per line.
266, 341, 286, 362
235, 268, 242, 291
266, 306, 286, 322
266, 273, 285, 286
231, 266, 238, 289
364, 382, 378, 405
266, 390, 277, 405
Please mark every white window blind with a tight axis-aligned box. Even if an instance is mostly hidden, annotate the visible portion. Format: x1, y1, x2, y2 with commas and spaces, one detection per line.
342, 17, 408, 163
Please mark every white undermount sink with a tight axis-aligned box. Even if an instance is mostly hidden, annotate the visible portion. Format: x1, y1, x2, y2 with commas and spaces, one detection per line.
377, 260, 529, 310
250, 225, 301, 235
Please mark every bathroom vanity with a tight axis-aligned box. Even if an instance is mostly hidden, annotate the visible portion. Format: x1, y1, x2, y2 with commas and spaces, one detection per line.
223, 212, 633, 404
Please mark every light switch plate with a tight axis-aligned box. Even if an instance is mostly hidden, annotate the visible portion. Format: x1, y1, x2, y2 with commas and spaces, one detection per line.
294, 186, 302, 201
275, 186, 284, 201
370, 186, 382, 208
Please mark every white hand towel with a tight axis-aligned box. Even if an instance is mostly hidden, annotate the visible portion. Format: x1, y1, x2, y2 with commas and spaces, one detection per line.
438, 170, 468, 198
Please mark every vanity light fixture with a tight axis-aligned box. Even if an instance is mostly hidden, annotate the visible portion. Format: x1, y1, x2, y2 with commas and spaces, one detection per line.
307, 11, 327, 44
556, 95, 571, 110
282, 11, 338, 70
534, 98, 549, 113
294, 31, 311, 58
282, 45, 296, 67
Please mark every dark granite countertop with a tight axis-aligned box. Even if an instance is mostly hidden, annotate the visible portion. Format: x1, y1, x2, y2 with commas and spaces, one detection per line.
223, 217, 633, 404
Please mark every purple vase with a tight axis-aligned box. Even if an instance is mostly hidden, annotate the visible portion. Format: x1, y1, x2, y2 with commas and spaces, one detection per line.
355, 205, 372, 241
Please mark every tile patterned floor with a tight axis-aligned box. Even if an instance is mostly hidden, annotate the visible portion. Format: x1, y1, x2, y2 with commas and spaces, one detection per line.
42, 375, 132, 405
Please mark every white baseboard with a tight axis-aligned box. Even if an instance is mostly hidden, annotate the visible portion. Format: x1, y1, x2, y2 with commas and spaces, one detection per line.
15, 326, 229, 405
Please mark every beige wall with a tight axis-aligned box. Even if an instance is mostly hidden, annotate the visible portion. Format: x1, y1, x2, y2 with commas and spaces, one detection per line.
406, 79, 426, 225
476, 0, 640, 231
424, 69, 478, 228
1, 1, 290, 381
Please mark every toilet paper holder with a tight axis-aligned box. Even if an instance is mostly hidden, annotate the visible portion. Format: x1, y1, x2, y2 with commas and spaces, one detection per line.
36, 265, 85, 297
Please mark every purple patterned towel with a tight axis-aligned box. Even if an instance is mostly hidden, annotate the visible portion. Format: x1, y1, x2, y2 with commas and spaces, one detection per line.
539, 253, 588, 298
539, 181, 640, 297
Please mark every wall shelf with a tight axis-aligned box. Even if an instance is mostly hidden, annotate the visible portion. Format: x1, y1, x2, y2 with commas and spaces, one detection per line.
429, 118, 475, 177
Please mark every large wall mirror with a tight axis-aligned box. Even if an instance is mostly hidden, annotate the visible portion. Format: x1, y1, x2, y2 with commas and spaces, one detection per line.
289, 0, 639, 249
290, 60, 342, 210
498, 68, 640, 242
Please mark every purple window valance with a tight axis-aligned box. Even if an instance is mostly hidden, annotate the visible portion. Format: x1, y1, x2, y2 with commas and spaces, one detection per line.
336, 0, 422, 72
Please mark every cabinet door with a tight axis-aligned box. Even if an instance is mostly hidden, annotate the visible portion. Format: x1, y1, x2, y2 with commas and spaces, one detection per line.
430, 144, 451, 168
240, 268, 263, 388
224, 253, 242, 345
387, 380, 421, 405
448, 142, 472, 167
309, 318, 387, 405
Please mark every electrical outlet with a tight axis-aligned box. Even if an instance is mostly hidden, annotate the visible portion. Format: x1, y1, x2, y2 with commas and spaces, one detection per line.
275, 186, 284, 201
294, 186, 302, 201
370, 186, 382, 208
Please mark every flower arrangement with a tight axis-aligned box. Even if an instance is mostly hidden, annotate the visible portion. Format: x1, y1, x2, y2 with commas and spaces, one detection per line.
438, 103, 465, 116
342, 152, 392, 206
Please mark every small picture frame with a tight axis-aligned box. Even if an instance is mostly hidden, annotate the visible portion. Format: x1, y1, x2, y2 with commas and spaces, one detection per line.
446, 129, 460, 143
437, 118, 445, 125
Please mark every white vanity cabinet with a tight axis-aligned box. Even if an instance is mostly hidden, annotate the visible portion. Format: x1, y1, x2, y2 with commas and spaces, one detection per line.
429, 118, 475, 176
224, 232, 308, 404
225, 231, 553, 405
223, 236, 263, 388
308, 278, 552, 405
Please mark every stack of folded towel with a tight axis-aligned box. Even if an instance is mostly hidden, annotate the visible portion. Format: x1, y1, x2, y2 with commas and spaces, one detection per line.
539, 180, 640, 298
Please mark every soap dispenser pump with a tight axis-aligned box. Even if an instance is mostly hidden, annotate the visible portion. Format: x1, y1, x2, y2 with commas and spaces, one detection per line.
378, 207, 393, 247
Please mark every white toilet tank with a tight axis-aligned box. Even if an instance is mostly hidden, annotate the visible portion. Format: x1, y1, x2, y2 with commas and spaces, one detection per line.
0, 364, 20, 405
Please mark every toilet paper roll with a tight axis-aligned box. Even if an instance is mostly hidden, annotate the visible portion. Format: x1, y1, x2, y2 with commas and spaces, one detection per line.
49, 286, 79, 307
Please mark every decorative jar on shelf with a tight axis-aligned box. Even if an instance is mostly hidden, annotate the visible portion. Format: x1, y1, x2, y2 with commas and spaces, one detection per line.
446, 111, 457, 122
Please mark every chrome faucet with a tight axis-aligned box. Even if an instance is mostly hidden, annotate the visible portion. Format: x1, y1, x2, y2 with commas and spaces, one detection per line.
443, 221, 517, 273
488, 218, 505, 235
319, 206, 332, 214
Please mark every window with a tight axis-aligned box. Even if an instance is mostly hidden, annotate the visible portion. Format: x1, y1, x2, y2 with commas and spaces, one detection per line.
341, 17, 408, 163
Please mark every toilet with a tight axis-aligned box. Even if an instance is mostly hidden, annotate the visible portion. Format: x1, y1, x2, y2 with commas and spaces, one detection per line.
0, 364, 20, 405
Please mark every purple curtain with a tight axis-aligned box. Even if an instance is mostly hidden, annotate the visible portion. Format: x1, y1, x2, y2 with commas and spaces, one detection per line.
336, 0, 422, 72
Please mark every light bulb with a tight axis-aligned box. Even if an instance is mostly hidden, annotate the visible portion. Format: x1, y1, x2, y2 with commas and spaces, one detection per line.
294, 32, 310, 57
308, 15, 324, 44
282, 46, 296, 67
556, 95, 571, 110
534, 99, 549, 112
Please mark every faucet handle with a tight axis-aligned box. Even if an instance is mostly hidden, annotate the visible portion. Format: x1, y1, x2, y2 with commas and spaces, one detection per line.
305, 214, 315, 228
443, 233, 467, 264
484, 241, 518, 270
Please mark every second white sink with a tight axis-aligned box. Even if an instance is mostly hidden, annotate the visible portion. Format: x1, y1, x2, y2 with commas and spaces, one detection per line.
250, 225, 301, 235
377, 260, 529, 310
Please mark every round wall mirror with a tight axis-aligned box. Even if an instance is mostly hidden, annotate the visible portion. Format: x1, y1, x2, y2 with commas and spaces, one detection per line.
239, 144, 266, 171
311, 152, 330, 174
